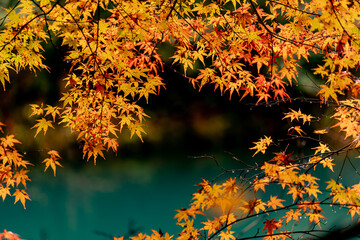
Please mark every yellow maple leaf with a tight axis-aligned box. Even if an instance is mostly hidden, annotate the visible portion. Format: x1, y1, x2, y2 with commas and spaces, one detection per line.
283, 108, 313, 124
317, 84, 343, 103
29, 103, 44, 118
314, 129, 328, 134
283, 108, 302, 122
305, 184, 322, 198
250, 136, 272, 156
312, 143, 330, 155
31, 118, 54, 137
44, 105, 60, 122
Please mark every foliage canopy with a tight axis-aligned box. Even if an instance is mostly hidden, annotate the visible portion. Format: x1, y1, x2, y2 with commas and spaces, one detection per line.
1, 0, 360, 239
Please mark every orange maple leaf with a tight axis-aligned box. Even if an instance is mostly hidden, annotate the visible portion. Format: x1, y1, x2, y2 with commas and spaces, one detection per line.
13, 189, 31, 209
287, 186, 304, 202
1, 134, 21, 148
267, 196, 285, 210
14, 169, 30, 188
282, 209, 302, 224
202, 218, 222, 235
306, 210, 326, 228
113, 237, 124, 240
0, 229, 23, 240
0, 122, 6, 133
319, 158, 334, 172
42, 150, 63, 176
175, 206, 204, 223
271, 152, 295, 166
314, 129, 328, 134
253, 177, 269, 193
218, 230, 236, 240
239, 198, 266, 215
0, 186, 10, 201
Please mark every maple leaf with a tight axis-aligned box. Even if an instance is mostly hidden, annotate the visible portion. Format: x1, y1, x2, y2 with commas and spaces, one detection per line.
0, 122, 5, 134
104, 137, 119, 152
176, 205, 204, 222
31, 118, 54, 137
271, 152, 295, 166
256, 91, 271, 103
306, 210, 326, 228
283, 108, 314, 125
1, 134, 21, 148
29, 103, 44, 118
250, 136, 272, 156
218, 230, 236, 240
348, 206, 360, 220
175, 208, 191, 223
130, 232, 148, 240
83, 142, 105, 165
0, 229, 23, 240
113, 237, 124, 240
0, 186, 11, 201
282, 209, 302, 224
239, 198, 266, 215
283, 108, 303, 122
312, 143, 330, 155
262, 218, 282, 235
202, 218, 222, 235
253, 177, 269, 193
319, 158, 335, 172
14, 169, 30, 188
326, 179, 344, 192
293, 126, 305, 135
305, 184, 322, 198
42, 150, 63, 176
222, 177, 238, 194
287, 186, 304, 202
267, 196, 285, 210
44, 105, 60, 122
192, 192, 207, 210
317, 84, 343, 103
273, 88, 290, 100
13, 189, 31, 209
129, 122, 146, 143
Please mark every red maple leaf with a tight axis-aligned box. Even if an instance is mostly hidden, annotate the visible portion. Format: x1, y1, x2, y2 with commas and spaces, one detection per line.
262, 218, 281, 235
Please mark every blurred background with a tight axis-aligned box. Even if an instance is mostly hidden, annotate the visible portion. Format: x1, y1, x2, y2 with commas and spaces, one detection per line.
0, 1, 357, 240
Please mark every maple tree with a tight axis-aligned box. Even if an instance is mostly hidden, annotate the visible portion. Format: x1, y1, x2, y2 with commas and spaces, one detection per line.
1, 0, 360, 239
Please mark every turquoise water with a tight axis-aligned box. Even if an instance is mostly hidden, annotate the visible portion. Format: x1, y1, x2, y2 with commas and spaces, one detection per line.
0, 154, 229, 240
2, 149, 359, 240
